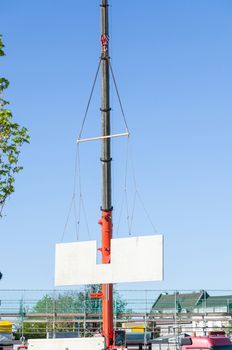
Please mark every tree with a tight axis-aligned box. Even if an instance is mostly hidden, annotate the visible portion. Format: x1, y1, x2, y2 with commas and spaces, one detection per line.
17, 287, 131, 339
0, 35, 29, 216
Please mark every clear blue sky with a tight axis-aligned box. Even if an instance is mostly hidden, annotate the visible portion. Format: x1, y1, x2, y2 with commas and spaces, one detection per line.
1, 0, 232, 292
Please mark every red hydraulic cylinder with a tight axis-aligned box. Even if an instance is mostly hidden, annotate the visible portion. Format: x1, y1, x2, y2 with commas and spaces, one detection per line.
98, 210, 113, 348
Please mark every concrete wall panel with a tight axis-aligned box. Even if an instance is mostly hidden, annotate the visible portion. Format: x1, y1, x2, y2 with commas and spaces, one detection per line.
28, 337, 105, 350
55, 234, 163, 285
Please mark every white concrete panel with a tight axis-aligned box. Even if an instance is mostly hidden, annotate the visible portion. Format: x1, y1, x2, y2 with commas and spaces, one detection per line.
111, 235, 163, 283
28, 337, 105, 350
55, 234, 163, 285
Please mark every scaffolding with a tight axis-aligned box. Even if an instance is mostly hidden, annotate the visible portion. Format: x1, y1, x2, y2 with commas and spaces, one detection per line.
0, 290, 232, 339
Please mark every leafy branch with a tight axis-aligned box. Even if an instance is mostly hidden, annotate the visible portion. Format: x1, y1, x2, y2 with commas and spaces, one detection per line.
0, 35, 30, 216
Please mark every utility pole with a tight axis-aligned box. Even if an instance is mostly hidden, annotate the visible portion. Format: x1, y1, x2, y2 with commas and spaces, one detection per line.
99, 0, 114, 348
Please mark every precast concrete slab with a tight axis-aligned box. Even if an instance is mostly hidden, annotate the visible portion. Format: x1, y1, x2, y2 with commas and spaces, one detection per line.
55, 234, 164, 285
28, 337, 105, 350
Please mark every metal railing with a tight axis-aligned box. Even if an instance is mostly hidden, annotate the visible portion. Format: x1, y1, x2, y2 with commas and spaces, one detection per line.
0, 289, 232, 338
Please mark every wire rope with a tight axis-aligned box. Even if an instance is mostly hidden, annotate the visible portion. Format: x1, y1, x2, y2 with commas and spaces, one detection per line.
115, 193, 125, 237
129, 190, 137, 235
78, 59, 102, 140
77, 193, 81, 240
73, 194, 79, 241
73, 144, 79, 240
109, 61, 130, 133
115, 138, 131, 236
60, 194, 75, 242
76, 143, 91, 240
124, 138, 131, 235
81, 194, 91, 240
61, 45, 135, 241
60, 143, 80, 241
136, 191, 158, 234
61, 142, 92, 241
76, 143, 82, 227
61, 57, 103, 242
128, 139, 158, 234
108, 59, 131, 235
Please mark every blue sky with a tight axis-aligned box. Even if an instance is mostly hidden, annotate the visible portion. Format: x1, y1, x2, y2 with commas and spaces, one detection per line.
1, 0, 232, 292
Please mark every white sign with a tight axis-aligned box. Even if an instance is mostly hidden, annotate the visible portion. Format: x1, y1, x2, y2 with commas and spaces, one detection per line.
55, 235, 163, 285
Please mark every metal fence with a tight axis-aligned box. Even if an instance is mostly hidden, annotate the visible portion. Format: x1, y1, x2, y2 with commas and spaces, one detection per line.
0, 289, 232, 339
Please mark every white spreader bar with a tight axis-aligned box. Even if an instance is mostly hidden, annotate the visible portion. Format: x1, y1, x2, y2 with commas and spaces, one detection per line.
77, 132, 129, 144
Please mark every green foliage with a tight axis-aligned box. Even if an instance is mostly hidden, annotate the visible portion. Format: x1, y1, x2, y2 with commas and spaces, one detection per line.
0, 35, 5, 56
0, 35, 29, 215
34, 291, 87, 314
14, 323, 47, 340
19, 287, 131, 338
32, 287, 129, 316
